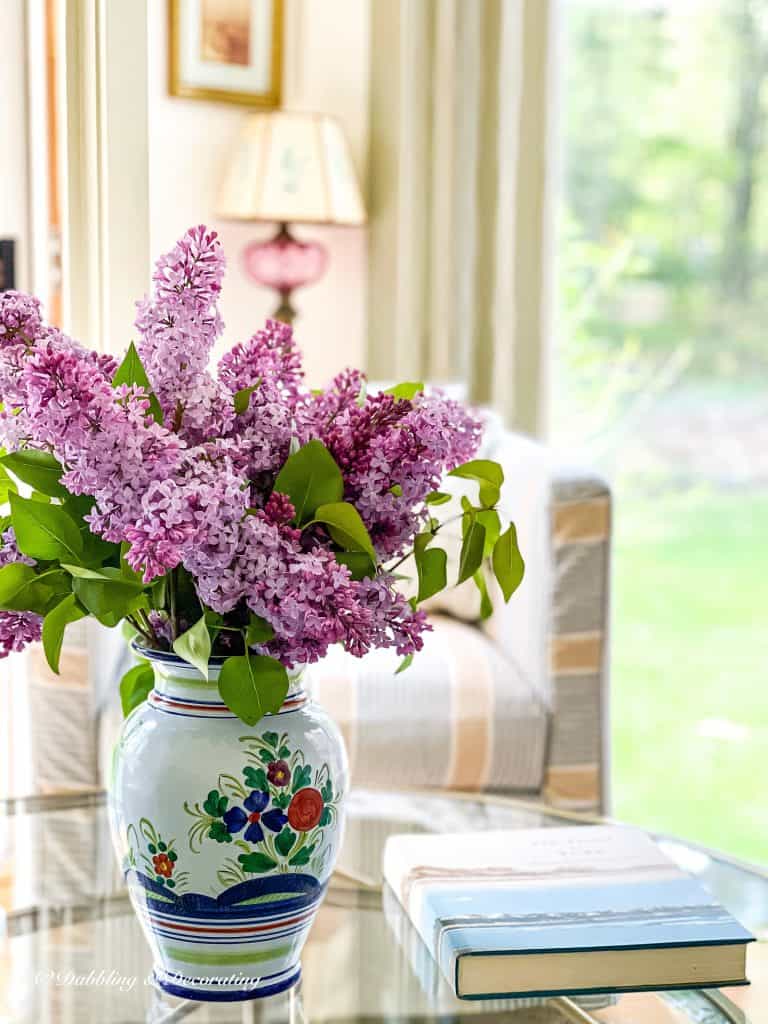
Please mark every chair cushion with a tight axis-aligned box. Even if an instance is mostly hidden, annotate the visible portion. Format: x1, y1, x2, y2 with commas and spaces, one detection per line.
310, 615, 550, 795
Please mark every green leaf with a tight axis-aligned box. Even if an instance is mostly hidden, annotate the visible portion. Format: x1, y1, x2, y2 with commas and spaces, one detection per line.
273, 440, 344, 525
425, 490, 451, 505
395, 653, 414, 675
1, 450, 68, 498
0, 464, 18, 504
217, 654, 289, 726
203, 789, 222, 816
119, 662, 154, 716
263, 731, 279, 748
448, 459, 504, 508
243, 766, 269, 790
321, 779, 333, 802
288, 844, 315, 867
492, 523, 525, 602
473, 569, 494, 620
42, 594, 87, 674
319, 807, 332, 827
238, 851, 277, 873
245, 614, 275, 646
389, 484, 403, 497
0, 563, 55, 614
334, 551, 376, 579
477, 508, 501, 556
10, 492, 83, 562
415, 544, 447, 603
172, 615, 211, 681
62, 563, 143, 584
112, 342, 163, 422
72, 575, 147, 628
233, 382, 261, 415
208, 820, 232, 843
383, 381, 424, 400
312, 502, 376, 562
457, 518, 486, 584
258, 748, 273, 764
275, 827, 296, 857
291, 764, 312, 792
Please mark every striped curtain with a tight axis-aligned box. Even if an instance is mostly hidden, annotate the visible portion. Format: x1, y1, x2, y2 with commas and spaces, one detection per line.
367, 0, 557, 435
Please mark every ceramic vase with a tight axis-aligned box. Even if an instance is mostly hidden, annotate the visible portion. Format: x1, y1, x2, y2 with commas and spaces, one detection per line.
108, 649, 348, 1002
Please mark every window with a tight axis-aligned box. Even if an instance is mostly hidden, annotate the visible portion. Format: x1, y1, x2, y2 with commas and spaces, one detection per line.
556, 0, 768, 862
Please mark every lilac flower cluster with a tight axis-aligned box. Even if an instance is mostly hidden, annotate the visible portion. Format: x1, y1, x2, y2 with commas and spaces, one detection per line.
0, 226, 483, 666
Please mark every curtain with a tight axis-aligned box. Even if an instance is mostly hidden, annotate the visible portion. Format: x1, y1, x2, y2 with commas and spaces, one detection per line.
366, 0, 557, 436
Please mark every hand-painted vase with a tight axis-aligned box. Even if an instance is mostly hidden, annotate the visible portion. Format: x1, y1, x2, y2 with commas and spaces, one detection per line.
108, 649, 348, 1002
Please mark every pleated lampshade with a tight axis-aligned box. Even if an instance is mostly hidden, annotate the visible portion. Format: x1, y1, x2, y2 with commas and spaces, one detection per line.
217, 111, 366, 226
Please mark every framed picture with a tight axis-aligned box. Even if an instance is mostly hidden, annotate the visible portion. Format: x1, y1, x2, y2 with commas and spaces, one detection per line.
169, 0, 283, 108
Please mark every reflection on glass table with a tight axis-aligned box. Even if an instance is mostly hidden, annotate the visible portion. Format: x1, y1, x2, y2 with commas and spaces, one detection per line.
0, 788, 765, 1022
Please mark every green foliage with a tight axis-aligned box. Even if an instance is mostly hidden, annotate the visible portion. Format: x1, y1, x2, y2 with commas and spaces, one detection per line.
233, 382, 261, 415
448, 460, 504, 508
112, 342, 163, 422
217, 654, 289, 726
425, 490, 451, 506
173, 615, 212, 680
288, 844, 315, 866
492, 525, 525, 602
414, 532, 447, 602
457, 515, 486, 585
334, 551, 376, 579
119, 662, 154, 716
10, 492, 83, 562
383, 381, 424, 400
272, 440, 344, 525
243, 766, 268, 790
312, 501, 376, 562
291, 764, 311, 792
42, 594, 87, 673
71, 573, 147, 628
1, 450, 68, 498
245, 613, 275, 646
0, 563, 59, 614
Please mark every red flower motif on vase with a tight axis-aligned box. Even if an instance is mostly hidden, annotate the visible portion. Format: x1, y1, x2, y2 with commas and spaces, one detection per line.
287, 787, 324, 832
153, 852, 174, 878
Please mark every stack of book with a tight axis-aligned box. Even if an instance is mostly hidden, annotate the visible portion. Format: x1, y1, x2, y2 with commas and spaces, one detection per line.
383, 825, 753, 1001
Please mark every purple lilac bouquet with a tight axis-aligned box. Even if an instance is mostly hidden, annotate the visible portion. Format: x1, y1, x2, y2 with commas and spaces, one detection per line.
0, 226, 524, 725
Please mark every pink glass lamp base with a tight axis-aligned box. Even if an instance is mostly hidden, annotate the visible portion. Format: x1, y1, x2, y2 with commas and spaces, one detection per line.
242, 223, 328, 324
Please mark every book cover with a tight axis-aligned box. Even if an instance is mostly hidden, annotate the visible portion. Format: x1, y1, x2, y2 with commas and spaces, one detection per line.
383, 825, 754, 1000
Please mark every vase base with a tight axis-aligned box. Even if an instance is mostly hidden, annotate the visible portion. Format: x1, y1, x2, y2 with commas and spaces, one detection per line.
153, 963, 301, 1002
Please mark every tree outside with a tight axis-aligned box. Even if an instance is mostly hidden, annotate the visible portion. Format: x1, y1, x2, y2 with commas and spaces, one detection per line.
556, 0, 768, 864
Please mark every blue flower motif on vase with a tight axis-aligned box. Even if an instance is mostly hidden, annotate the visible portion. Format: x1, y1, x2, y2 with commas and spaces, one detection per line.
223, 789, 287, 843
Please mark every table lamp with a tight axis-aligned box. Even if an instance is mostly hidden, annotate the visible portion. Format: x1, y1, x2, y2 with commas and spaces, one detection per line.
217, 111, 366, 323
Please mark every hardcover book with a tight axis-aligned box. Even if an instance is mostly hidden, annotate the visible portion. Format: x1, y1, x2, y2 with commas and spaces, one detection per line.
382, 825, 754, 1000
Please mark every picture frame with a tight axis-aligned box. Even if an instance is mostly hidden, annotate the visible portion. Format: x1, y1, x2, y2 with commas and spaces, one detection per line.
169, 0, 283, 108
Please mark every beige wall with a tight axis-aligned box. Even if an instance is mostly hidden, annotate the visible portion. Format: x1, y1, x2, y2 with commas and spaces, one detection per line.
0, 0, 30, 291
147, 0, 370, 386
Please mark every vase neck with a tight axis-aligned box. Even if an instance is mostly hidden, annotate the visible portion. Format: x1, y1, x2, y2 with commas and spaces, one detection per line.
144, 655, 307, 718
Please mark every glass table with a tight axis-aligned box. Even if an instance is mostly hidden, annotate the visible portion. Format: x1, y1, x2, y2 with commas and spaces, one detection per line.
1, 787, 765, 1022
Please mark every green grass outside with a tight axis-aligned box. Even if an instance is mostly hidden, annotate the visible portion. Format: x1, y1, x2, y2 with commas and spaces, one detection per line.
611, 487, 768, 867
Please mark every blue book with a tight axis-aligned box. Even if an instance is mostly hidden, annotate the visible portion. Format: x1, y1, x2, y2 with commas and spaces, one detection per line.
382, 825, 754, 1000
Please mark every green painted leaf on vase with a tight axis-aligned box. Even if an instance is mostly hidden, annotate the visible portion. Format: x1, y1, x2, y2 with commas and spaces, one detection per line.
238, 851, 277, 873
275, 827, 296, 858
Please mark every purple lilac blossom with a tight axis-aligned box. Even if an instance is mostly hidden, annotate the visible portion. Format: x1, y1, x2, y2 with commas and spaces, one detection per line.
0, 611, 42, 657
0, 226, 484, 664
